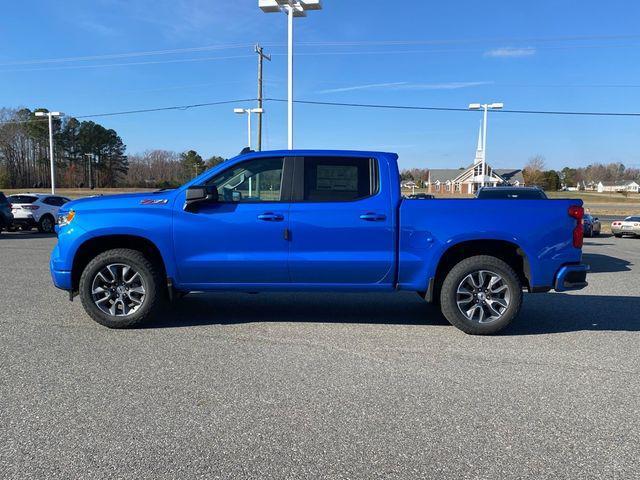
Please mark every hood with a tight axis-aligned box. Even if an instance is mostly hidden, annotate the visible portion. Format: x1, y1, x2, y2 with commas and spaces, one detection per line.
63, 191, 177, 212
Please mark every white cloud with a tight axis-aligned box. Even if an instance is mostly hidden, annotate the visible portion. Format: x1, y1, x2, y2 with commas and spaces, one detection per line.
318, 82, 409, 94
484, 47, 536, 58
318, 81, 491, 94
398, 81, 493, 90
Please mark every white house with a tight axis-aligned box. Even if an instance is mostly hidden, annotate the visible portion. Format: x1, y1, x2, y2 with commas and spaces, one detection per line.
597, 180, 640, 193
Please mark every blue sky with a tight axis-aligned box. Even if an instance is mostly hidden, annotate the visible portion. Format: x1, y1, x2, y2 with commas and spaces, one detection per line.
1, 0, 640, 170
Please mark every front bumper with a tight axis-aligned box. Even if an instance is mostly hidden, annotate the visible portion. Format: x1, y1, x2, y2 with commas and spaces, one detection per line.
554, 264, 589, 292
50, 258, 73, 290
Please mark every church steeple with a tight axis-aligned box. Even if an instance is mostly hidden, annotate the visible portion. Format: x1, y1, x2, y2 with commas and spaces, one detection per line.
473, 122, 484, 165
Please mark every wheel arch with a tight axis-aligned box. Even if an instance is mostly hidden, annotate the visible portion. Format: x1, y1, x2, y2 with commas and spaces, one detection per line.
71, 234, 167, 292
430, 239, 531, 301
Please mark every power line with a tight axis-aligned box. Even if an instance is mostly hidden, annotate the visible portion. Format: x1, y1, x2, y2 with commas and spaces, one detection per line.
0, 99, 257, 125
3, 97, 640, 126
265, 98, 640, 117
0, 43, 255, 66
74, 99, 257, 119
0, 54, 255, 73
3, 33, 639, 67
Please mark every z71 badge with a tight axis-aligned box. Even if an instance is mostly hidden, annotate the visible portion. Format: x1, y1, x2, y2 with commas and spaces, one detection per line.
140, 199, 168, 205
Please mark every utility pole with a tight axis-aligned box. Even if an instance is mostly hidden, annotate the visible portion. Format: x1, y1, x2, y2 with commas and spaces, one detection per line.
255, 44, 271, 151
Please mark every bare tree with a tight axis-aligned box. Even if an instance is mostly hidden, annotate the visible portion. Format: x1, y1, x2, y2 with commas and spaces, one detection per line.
523, 155, 546, 186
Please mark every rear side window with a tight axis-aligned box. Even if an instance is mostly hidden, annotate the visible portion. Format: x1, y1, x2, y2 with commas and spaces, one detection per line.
6, 195, 38, 204
302, 157, 378, 202
43, 196, 67, 206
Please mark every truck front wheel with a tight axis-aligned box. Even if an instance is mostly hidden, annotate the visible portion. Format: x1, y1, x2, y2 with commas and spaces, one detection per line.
79, 248, 164, 328
440, 255, 522, 335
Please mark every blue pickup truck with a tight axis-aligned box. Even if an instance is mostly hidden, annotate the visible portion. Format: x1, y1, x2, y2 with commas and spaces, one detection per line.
51, 150, 588, 334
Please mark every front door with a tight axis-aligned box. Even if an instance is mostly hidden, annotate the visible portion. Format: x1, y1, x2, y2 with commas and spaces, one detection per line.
173, 156, 292, 287
288, 156, 395, 286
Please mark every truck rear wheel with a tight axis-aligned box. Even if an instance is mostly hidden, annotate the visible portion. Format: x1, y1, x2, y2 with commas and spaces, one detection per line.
79, 248, 164, 328
440, 255, 522, 335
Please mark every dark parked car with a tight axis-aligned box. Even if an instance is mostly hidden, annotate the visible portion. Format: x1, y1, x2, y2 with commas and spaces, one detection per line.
475, 186, 548, 200
407, 193, 434, 199
583, 213, 601, 237
0, 192, 14, 234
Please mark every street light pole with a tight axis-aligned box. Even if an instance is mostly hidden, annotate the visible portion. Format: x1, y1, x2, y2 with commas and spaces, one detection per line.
35, 111, 64, 194
287, 4, 294, 149
259, 1, 322, 150
234, 107, 264, 150
468, 102, 503, 187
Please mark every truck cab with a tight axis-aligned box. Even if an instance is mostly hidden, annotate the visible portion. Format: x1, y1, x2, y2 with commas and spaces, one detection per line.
51, 149, 588, 334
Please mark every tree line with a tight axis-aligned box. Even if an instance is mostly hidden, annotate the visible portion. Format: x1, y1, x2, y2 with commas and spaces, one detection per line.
399, 156, 640, 192
523, 155, 640, 191
0, 107, 226, 189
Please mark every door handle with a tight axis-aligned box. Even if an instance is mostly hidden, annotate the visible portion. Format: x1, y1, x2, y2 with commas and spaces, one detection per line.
257, 212, 284, 222
359, 212, 386, 221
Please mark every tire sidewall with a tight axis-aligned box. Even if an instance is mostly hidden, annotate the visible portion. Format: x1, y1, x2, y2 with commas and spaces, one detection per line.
79, 250, 160, 328
440, 256, 522, 335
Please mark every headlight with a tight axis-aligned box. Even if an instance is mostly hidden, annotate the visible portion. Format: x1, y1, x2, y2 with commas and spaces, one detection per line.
57, 210, 76, 227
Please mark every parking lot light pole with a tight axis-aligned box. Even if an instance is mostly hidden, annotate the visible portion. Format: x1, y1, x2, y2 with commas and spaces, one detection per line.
259, 0, 322, 150
468, 102, 503, 187
234, 108, 264, 150
34, 111, 64, 194
234, 107, 264, 197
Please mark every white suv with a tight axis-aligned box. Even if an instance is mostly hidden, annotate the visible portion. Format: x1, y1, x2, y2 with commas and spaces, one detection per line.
7, 193, 71, 234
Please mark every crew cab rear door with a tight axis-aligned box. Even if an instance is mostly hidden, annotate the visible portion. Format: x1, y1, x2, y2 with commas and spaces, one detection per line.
287, 155, 395, 286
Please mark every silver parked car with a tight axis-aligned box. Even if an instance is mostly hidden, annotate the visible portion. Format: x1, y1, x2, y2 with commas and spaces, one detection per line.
612, 216, 640, 238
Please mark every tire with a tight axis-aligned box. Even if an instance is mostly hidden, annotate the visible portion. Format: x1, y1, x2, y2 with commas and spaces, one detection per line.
614, 234, 622, 238
440, 255, 523, 335
79, 248, 164, 328
37, 214, 55, 234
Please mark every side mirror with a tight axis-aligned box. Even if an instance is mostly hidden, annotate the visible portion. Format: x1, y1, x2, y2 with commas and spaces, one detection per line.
184, 185, 218, 211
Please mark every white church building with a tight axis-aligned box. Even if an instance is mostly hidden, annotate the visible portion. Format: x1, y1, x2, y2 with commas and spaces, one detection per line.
426, 126, 524, 195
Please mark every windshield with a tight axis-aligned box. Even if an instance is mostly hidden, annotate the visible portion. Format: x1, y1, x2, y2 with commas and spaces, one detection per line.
6, 195, 38, 204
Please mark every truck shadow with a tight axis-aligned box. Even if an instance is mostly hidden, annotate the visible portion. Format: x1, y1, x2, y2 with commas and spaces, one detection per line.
146, 291, 640, 335
582, 253, 632, 273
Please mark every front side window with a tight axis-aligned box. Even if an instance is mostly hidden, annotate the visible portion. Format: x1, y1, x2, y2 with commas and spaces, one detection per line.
302, 157, 378, 202
206, 157, 284, 203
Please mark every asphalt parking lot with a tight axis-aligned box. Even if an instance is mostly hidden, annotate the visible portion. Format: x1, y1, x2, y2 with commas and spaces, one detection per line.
1, 233, 638, 479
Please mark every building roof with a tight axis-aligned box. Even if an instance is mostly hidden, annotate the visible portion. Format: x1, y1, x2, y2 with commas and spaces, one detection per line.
494, 169, 525, 184
428, 169, 465, 182
428, 166, 524, 184
599, 180, 639, 187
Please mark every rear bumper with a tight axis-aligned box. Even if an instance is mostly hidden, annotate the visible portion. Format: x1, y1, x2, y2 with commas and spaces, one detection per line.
12, 216, 37, 228
554, 264, 589, 292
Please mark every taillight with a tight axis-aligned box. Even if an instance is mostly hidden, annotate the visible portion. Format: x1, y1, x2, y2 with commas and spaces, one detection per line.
568, 205, 584, 248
